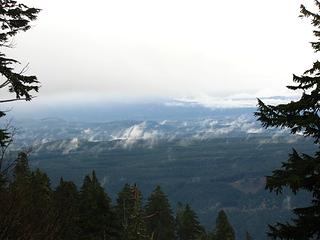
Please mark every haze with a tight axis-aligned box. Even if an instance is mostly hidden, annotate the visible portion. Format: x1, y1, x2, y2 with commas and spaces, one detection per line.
8, 0, 317, 106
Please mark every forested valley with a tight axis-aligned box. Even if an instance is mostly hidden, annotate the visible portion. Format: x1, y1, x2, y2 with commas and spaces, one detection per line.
0, 152, 238, 240
1, 0, 320, 239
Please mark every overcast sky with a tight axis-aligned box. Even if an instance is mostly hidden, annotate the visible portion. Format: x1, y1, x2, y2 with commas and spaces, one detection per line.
7, 0, 318, 106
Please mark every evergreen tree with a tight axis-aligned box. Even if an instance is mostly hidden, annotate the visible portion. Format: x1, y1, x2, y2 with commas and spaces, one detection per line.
78, 171, 117, 240
54, 178, 80, 240
28, 169, 56, 239
116, 183, 149, 240
144, 185, 175, 240
12, 151, 30, 181
0, 152, 31, 239
176, 203, 205, 240
245, 231, 253, 240
5, 154, 57, 239
0, 1, 40, 169
0, 173, 8, 239
255, 1, 320, 239
214, 210, 235, 240
210, 233, 217, 240
197, 231, 210, 240
2, 152, 31, 239
116, 183, 133, 232
0, 1, 40, 103
0, 1, 43, 237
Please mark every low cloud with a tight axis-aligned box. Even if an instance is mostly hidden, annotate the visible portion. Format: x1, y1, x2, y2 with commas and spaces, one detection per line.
169, 90, 299, 109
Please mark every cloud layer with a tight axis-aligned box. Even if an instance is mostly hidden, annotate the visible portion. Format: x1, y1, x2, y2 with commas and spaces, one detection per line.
13, 0, 313, 101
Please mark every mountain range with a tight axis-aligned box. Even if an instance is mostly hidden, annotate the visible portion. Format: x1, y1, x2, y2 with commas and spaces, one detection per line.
5, 105, 315, 240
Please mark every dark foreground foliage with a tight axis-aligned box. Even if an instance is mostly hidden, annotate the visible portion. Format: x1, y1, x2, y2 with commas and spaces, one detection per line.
255, 1, 320, 239
0, 153, 238, 240
0, 0, 40, 167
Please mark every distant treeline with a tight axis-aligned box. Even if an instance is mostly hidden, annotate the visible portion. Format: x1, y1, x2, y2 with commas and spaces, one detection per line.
0, 152, 250, 240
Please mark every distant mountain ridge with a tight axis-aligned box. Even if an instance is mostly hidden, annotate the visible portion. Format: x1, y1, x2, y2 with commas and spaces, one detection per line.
4, 106, 313, 240
12, 114, 300, 152
9, 101, 256, 122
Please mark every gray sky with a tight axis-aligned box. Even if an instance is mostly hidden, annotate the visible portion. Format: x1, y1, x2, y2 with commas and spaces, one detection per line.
8, 0, 318, 106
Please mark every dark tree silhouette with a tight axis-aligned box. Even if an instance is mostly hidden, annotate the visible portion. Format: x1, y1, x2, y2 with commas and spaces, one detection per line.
175, 203, 205, 240
116, 183, 149, 240
214, 210, 235, 240
78, 171, 117, 240
53, 178, 80, 240
245, 231, 253, 240
0, 0, 40, 172
255, 1, 320, 239
1, 152, 58, 240
144, 185, 175, 240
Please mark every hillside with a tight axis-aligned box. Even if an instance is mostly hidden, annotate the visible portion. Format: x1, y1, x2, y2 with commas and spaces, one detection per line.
6, 114, 315, 240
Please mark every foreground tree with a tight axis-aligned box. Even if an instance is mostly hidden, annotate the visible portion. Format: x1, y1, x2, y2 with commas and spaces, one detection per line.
245, 231, 253, 240
255, 2, 320, 239
116, 184, 149, 240
144, 185, 175, 240
176, 203, 205, 240
53, 178, 79, 240
0, 0, 40, 103
1, 153, 57, 239
214, 210, 235, 240
78, 171, 117, 240
0, 152, 31, 239
0, 0, 40, 172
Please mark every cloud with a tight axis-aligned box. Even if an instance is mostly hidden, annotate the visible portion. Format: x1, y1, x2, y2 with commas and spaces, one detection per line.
114, 122, 160, 148
14, 0, 311, 101
168, 90, 299, 109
